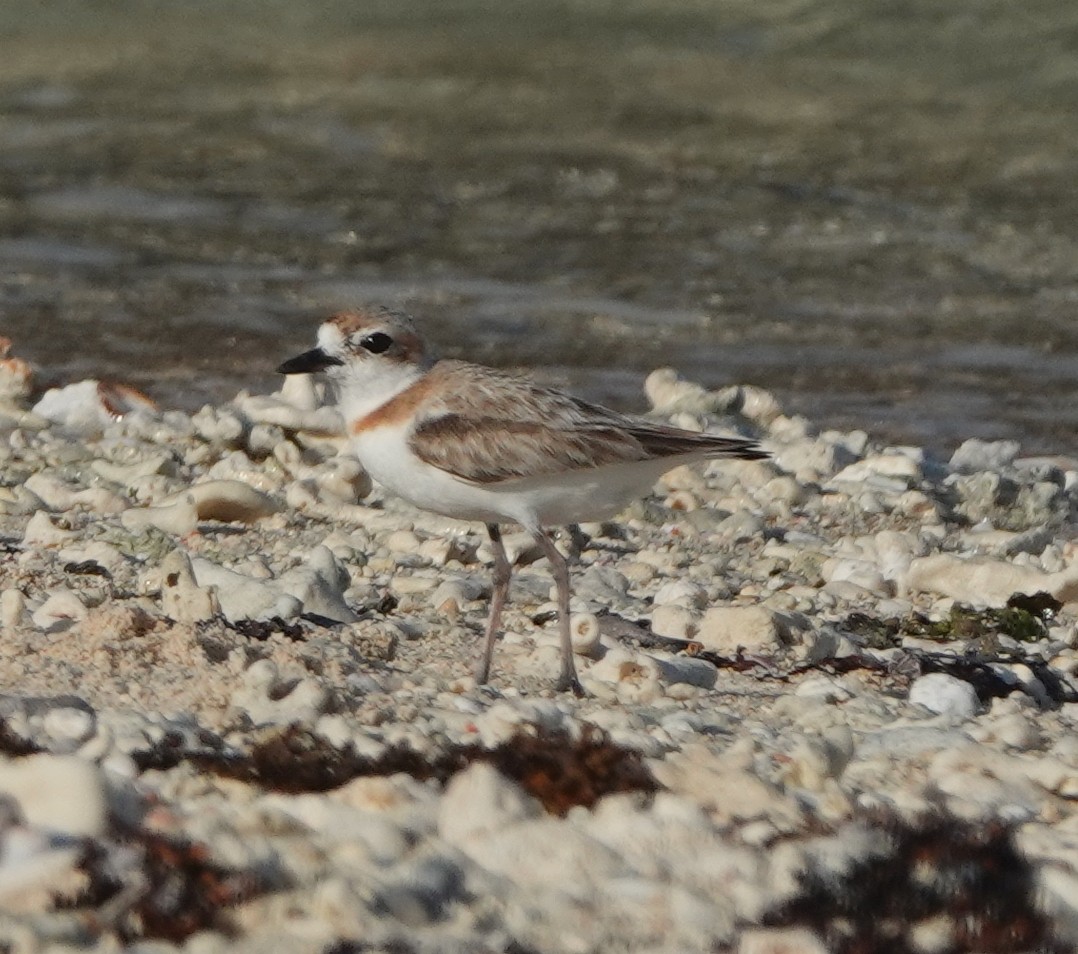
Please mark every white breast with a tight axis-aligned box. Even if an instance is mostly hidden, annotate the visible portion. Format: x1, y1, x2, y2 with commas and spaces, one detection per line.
350, 424, 520, 524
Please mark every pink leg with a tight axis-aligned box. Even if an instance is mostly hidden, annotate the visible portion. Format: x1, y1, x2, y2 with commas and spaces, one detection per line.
475, 523, 511, 685
533, 529, 585, 696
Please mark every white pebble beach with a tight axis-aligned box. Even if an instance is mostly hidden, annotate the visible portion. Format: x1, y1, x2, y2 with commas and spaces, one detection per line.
2, 351, 1078, 952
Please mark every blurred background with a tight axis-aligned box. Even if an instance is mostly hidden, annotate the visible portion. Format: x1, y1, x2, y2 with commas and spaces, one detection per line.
2, 0, 1077, 453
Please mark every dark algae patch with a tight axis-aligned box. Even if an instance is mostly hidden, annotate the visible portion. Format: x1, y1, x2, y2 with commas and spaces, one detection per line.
470, 722, 659, 816
768, 813, 1067, 954
135, 723, 660, 812
840, 593, 1060, 648
906, 602, 1053, 645
674, 597, 1077, 708
62, 826, 269, 943
0, 717, 45, 756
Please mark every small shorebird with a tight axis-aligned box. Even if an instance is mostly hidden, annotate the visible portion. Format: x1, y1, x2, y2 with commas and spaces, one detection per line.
279, 307, 766, 694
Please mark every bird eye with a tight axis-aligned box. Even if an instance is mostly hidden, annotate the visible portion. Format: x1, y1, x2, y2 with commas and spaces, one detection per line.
360, 332, 393, 354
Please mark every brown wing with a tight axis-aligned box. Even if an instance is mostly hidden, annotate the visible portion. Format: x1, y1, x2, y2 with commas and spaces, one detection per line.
412, 414, 650, 483
408, 361, 764, 484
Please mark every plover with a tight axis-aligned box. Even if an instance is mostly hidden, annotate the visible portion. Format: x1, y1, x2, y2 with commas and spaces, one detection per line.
279, 307, 766, 694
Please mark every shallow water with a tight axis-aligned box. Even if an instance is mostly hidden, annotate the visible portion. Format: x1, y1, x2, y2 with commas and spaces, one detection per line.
3, 0, 1078, 454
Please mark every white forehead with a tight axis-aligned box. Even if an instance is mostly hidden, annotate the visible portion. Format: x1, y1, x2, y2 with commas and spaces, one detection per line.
313, 309, 427, 365
317, 322, 346, 352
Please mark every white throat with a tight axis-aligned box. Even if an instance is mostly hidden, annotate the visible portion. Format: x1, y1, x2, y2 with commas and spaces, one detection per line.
334, 359, 424, 424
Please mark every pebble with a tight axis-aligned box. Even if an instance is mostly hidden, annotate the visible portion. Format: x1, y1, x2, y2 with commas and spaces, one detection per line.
793, 675, 854, 703
777, 731, 854, 792
437, 762, 540, 845
190, 557, 301, 621
949, 438, 1021, 474
822, 578, 884, 603
4, 360, 1078, 951
772, 438, 858, 482
0, 483, 44, 516
231, 662, 329, 725
1003, 663, 1051, 707
716, 509, 765, 541
908, 673, 980, 720
276, 545, 358, 622
30, 589, 88, 632
822, 557, 891, 596
696, 605, 784, 653
246, 421, 285, 457
23, 472, 127, 513
902, 553, 1078, 605
121, 497, 200, 536
737, 927, 829, 954
569, 612, 603, 657
234, 388, 344, 434
653, 578, 709, 609
0, 339, 33, 399
372, 853, 466, 926
652, 744, 797, 828
430, 576, 488, 608
314, 455, 373, 503
1035, 867, 1078, 949
392, 573, 437, 595
587, 648, 660, 686
654, 654, 718, 689
22, 510, 77, 546
387, 529, 422, 553
91, 452, 176, 487
832, 452, 922, 483
32, 380, 153, 435
165, 479, 282, 523
41, 707, 96, 749
1, 588, 29, 630
160, 548, 220, 622
757, 475, 807, 507
573, 565, 633, 608
0, 755, 110, 837
57, 540, 127, 574
645, 368, 720, 414
650, 604, 697, 640
191, 404, 246, 445
619, 559, 657, 586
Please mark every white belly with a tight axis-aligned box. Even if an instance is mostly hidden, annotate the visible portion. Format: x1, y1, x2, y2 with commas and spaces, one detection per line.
351, 426, 679, 529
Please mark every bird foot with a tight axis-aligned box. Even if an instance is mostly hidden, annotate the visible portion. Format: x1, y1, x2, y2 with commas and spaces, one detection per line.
555, 671, 587, 697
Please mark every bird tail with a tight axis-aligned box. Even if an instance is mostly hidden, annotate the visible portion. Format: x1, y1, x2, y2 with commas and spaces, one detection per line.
630, 424, 768, 461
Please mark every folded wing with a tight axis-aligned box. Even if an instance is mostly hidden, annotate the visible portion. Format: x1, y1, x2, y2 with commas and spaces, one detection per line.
408, 362, 764, 485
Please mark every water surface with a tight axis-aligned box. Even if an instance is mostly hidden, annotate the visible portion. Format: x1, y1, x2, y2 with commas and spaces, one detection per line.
2, 0, 1078, 453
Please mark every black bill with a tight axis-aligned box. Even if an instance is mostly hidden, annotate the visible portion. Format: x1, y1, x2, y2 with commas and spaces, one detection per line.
276, 348, 343, 375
